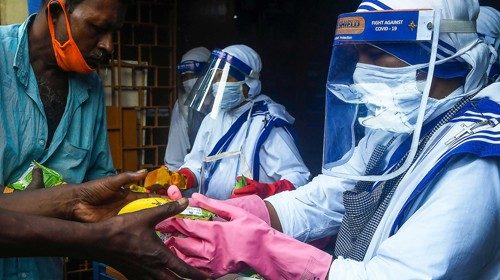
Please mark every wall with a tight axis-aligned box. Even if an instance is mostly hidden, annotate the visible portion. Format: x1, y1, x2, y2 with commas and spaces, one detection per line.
0, 0, 27, 25
178, 0, 359, 176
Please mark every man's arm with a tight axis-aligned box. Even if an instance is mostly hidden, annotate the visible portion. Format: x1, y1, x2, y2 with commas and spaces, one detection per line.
0, 170, 151, 222
260, 128, 311, 187
329, 156, 499, 279
264, 174, 351, 242
0, 199, 209, 279
265, 201, 283, 232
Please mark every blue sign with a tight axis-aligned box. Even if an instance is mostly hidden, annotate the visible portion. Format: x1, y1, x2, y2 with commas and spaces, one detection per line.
334, 10, 434, 44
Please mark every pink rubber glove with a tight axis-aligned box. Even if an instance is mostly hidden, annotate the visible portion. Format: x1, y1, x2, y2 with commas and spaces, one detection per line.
231, 176, 295, 199
167, 185, 183, 200
166, 185, 271, 225
156, 193, 332, 279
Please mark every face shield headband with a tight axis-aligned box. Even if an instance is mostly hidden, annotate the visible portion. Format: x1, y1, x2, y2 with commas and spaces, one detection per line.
177, 60, 207, 75
184, 49, 260, 119
322, 9, 477, 182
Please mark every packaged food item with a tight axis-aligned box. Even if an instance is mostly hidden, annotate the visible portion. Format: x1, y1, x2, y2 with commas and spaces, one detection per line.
179, 206, 216, 221
7, 161, 64, 192
128, 184, 148, 193
238, 268, 265, 279
234, 176, 248, 189
144, 166, 188, 192
170, 172, 187, 190
118, 197, 216, 221
144, 166, 171, 189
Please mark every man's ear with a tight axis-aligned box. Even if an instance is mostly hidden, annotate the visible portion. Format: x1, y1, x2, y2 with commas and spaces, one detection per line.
46, 0, 65, 21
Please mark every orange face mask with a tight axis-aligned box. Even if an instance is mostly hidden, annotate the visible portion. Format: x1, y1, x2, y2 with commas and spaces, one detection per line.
46, 0, 94, 73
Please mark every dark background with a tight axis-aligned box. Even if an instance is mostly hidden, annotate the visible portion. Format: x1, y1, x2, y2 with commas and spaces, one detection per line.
177, 0, 499, 177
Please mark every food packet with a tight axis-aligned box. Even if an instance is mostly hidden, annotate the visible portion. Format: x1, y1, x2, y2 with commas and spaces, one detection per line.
238, 268, 265, 279
234, 176, 247, 189
157, 205, 218, 242
118, 197, 216, 220
144, 165, 172, 189
144, 165, 188, 192
7, 161, 64, 191
179, 206, 216, 221
128, 183, 148, 193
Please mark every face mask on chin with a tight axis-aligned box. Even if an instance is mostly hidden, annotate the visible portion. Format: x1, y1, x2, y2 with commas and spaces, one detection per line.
351, 63, 440, 134
46, 0, 94, 73
212, 81, 246, 111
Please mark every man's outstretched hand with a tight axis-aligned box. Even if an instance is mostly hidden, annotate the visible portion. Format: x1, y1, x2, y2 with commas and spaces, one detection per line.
71, 170, 155, 222
92, 198, 209, 280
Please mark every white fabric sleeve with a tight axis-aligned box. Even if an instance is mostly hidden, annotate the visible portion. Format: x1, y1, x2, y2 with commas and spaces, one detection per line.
180, 116, 212, 186
165, 101, 190, 171
265, 174, 356, 242
265, 139, 368, 242
259, 127, 310, 187
329, 155, 500, 279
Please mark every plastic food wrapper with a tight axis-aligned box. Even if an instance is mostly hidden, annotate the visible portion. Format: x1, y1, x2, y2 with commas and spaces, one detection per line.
128, 184, 148, 193
237, 268, 265, 279
144, 165, 187, 191
6, 161, 64, 192
179, 206, 216, 221
119, 197, 217, 242
118, 197, 216, 220
234, 176, 247, 189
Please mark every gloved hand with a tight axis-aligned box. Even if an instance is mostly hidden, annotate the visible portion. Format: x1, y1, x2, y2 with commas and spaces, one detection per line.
166, 185, 271, 225
231, 176, 295, 199
157, 193, 332, 279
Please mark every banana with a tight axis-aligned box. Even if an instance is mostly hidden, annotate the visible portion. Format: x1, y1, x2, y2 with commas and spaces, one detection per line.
118, 197, 172, 215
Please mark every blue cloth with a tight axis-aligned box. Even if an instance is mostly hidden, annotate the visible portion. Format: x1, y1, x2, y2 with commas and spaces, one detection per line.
0, 16, 115, 279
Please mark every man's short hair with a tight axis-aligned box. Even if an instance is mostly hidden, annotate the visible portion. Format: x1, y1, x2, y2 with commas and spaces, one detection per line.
42, 0, 133, 12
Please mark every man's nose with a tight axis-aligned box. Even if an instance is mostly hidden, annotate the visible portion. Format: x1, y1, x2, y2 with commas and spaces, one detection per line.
98, 32, 114, 55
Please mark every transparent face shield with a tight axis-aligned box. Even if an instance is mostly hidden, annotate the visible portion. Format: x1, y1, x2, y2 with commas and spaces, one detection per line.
176, 61, 206, 130
176, 60, 205, 102
177, 73, 196, 104
323, 10, 443, 182
184, 49, 259, 119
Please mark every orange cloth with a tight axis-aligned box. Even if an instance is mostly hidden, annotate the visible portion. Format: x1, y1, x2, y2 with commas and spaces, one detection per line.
46, 0, 94, 73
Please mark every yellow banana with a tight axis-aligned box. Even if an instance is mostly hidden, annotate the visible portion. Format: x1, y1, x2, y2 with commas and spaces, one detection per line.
118, 197, 172, 215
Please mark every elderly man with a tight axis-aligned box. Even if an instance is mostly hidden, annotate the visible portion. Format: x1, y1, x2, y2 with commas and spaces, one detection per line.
159, 0, 499, 279
0, 0, 124, 278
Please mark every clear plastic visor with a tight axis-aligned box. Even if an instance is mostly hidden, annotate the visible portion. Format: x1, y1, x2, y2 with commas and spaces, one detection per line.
322, 10, 442, 181
184, 50, 255, 118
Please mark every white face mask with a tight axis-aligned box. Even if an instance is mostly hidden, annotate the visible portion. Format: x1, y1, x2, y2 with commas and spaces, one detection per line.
351, 63, 440, 133
212, 81, 246, 111
178, 78, 198, 119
